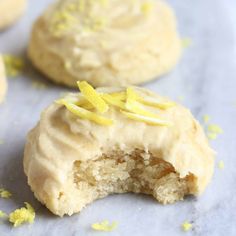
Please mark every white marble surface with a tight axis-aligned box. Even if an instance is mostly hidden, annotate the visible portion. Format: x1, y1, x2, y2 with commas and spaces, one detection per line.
0, 0, 236, 235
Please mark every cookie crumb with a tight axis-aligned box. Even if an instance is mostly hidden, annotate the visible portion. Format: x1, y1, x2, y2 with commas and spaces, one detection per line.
91, 220, 118, 232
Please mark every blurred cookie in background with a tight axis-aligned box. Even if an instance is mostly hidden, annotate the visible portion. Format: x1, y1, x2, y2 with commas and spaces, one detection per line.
0, 0, 27, 30
28, 0, 182, 88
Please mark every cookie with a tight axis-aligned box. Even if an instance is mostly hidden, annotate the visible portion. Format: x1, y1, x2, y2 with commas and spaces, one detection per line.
24, 82, 214, 216
0, 55, 7, 103
0, 0, 27, 30
28, 0, 182, 87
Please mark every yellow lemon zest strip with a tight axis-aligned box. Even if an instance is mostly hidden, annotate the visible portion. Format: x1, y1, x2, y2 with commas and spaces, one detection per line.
56, 98, 94, 110
126, 100, 160, 118
126, 88, 161, 118
61, 101, 113, 126
108, 91, 126, 101
137, 96, 176, 110
182, 221, 192, 232
9, 202, 35, 227
121, 111, 172, 126
126, 87, 138, 102
0, 188, 12, 199
77, 81, 109, 113
101, 94, 126, 110
126, 87, 175, 110
0, 210, 8, 218
91, 220, 118, 232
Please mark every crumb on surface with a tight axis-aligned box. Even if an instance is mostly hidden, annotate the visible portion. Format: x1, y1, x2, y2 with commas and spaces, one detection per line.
0, 188, 12, 199
182, 221, 192, 232
9, 202, 35, 227
91, 220, 118, 232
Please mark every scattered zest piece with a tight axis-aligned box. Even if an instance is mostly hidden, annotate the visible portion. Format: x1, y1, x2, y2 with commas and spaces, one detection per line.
207, 124, 223, 134
0, 210, 8, 218
121, 111, 172, 126
31, 81, 48, 90
218, 160, 224, 169
3, 55, 25, 77
182, 221, 192, 232
9, 202, 35, 227
61, 100, 113, 126
77, 81, 109, 113
91, 220, 118, 232
0, 188, 12, 199
207, 132, 217, 140
207, 124, 223, 140
182, 38, 192, 49
203, 114, 210, 124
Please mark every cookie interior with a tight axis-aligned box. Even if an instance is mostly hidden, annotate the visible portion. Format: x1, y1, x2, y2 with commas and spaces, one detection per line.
57, 149, 195, 212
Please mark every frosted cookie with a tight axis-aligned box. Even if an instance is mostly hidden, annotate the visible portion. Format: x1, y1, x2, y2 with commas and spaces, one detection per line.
0, 0, 27, 30
28, 0, 182, 88
24, 82, 214, 216
0, 55, 7, 103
